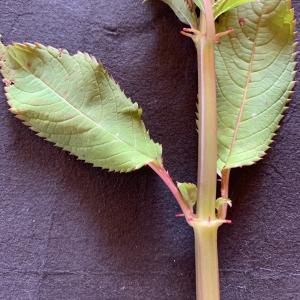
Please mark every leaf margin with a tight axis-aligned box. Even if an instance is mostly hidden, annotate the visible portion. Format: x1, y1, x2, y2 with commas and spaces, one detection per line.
0, 41, 163, 173
216, 0, 297, 172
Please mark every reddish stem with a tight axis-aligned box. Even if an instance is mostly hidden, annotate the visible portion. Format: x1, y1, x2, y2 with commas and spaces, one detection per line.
218, 168, 231, 219
202, 0, 216, 39
196, 1, 217, 220
148, 162, 194, 223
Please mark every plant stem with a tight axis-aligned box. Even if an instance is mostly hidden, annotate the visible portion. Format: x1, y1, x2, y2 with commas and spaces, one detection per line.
151, 3, 222, 299
194, 2, 220, 300
218, 168, 231, 219
193, 222, 220, 300
196, 2, 217, 221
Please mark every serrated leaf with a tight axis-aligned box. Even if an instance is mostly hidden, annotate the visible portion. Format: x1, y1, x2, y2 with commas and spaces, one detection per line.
216, 0, 296, 172
214, 0, 256, 19
152, 0, 197, 27
177, 182, 197, 208
0, 42, 162, 172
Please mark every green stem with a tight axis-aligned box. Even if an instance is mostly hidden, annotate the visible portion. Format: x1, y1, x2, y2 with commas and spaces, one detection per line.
193, 222, 220, 300
194, 2, 220, 300
196, 3, 217, 221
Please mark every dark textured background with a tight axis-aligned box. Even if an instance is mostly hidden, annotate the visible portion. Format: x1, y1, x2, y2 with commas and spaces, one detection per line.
0, 1, 299, 299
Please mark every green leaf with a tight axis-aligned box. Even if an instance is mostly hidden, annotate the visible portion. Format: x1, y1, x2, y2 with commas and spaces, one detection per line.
193, 0, 204, 12
216, 0, 296, 172
213, 0, 256, 19
215, 197, 232, 210
151, 0, 197, 27
0, 42, 162, 172
177, 182, 197, 208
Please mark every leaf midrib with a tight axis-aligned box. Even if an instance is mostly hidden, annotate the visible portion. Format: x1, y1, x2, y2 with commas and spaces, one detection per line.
8, 47, 156, 161
223, 8, 263, 168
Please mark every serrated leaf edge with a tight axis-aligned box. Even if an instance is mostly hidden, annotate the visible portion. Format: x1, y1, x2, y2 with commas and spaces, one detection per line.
1, 42, 162, 173
218, 1, 297, 171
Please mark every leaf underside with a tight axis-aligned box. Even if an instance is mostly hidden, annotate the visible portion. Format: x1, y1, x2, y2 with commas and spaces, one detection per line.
216, 0, 296, 172
156, 0, 197, 27
157, 0, 256, 23
214, 0, 256, 19
193, 0, 204, 12
0, 43, 162, 172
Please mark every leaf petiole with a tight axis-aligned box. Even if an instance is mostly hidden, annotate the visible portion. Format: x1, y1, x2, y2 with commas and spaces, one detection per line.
148, 161, 194, 223
218, 168, 231, 220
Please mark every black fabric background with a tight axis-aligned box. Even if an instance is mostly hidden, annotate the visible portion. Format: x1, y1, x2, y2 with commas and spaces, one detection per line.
0, 1, 299, 299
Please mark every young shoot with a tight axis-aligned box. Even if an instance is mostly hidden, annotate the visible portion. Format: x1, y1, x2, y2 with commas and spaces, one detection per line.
0, 0, 296, 299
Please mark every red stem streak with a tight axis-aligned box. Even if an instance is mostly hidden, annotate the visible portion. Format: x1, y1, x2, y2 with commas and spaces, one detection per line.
148, 162, 193, 222
218, 169, 231, 220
